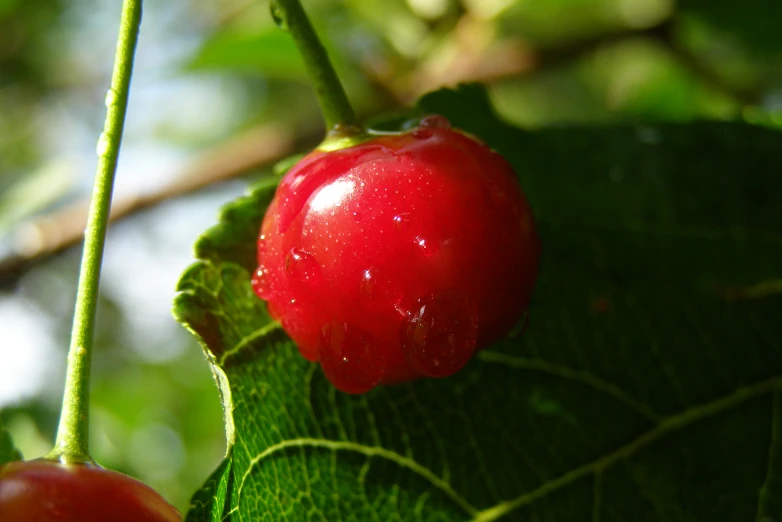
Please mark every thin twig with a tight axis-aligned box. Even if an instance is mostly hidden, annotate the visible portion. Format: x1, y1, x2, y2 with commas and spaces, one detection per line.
48, 0, 142, 464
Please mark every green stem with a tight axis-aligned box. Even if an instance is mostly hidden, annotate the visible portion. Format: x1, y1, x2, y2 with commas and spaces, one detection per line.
47, 0, 143, 465
272, 0, 358, 132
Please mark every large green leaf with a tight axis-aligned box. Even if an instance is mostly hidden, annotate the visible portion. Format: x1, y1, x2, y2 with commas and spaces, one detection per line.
175, 85, 782, 521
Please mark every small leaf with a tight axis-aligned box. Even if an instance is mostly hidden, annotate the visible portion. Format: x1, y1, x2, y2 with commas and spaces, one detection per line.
187, 29, 307, 80
175, 85, 782, 521
0, 419, 22, 465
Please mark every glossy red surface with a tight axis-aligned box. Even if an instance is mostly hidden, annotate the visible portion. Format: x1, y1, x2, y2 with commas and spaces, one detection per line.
254, 116, 539, 393
0, 460, 182, 522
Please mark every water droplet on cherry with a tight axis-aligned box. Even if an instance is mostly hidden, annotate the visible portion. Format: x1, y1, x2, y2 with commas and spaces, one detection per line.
285, 248, 321, 286
251, 265, 272, 299
412, 128, 434, 140
318, 322, 386, 393
257, 233, 268, 258
401, 291, 478, 378
360, 268, 402, 310
414, 236, 436, 257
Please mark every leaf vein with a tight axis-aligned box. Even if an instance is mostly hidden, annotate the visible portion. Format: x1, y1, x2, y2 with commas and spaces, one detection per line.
219, 321, 282, 366
477, 351, 660, 422
473, 375, 782, 522
237, 438, 478, 517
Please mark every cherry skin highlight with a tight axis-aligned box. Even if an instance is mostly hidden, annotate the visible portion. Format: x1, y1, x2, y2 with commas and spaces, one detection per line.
253, 115, 539, 393
0, 459, 182, 522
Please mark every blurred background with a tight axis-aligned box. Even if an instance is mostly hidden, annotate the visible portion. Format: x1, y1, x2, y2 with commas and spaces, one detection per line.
1, 0, 781, 511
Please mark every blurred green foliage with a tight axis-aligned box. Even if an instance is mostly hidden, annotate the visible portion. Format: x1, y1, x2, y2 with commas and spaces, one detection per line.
2, 0, 782, 513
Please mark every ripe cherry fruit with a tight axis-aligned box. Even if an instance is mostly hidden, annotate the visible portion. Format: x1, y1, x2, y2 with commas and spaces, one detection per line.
253, 115, 539, 393
0, 459, 182, 522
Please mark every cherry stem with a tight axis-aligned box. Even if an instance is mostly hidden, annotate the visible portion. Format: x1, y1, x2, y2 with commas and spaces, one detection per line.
272, 0, 359, 133
47, 0, 143, 465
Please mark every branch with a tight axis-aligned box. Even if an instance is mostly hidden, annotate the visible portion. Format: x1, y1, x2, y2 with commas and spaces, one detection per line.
0, 123, 315, 286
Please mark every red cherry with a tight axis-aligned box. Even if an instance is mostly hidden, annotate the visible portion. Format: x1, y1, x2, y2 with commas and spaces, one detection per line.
0, 459, 182, 522
253, 116, 539, 393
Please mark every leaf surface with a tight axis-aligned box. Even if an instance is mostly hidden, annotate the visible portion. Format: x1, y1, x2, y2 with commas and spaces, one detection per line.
175, 85, 782, 521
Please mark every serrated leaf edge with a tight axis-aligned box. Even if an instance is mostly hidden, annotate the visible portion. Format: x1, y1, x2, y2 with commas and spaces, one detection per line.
173, 277, 237, 452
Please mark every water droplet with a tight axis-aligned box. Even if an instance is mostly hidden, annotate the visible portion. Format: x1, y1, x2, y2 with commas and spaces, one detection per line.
269, 1, 289, 30
96, 132, 110, 157
104, 88, 119, 108
401, 291, 478, 378
414, 235, 436, 256
352, 210, 362, 221
251, 265, 272, 299
392, 214, 408, 230
360, 268, 402, 310
285, 248, 313, 277
318, 322, 385, 393
412, 128, 434, 140
285, 248, 326, 295
419, 114, 451, 129
257, 233, 268, 259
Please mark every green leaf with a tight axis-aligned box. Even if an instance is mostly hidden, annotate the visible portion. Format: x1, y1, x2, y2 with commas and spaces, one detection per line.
185, 459, 233, 522
187, 29, 307, 80
192, 177, 279, 270
175, 85, 782, 521
1, 419, 23, 465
